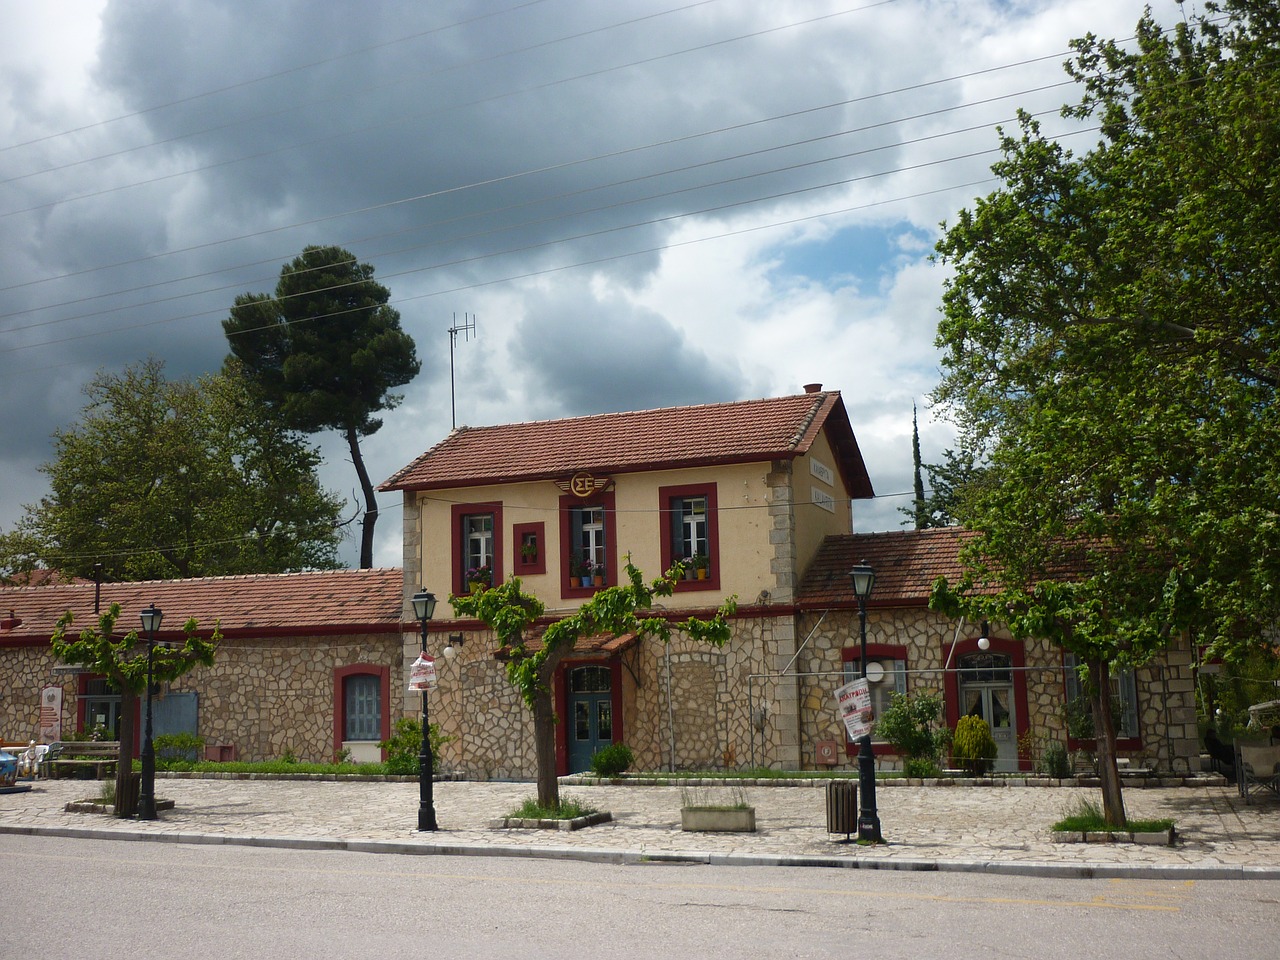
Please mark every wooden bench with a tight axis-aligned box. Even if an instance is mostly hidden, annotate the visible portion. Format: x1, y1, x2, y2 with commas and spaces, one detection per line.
47, 741, 122, 780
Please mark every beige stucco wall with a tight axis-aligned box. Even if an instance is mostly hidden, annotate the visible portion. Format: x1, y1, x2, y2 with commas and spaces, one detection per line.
414, 461, 827, 615
790, 433, 853, 574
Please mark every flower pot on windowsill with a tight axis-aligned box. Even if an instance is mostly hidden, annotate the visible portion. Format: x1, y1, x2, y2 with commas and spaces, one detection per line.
680, 806, 756, 833
593, 575, 604, 587
579, 576, 592, 588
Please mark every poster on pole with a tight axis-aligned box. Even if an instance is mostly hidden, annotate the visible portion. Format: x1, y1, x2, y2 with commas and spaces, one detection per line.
834, 677, 873, 741
408, 654, 437, 692
39, 686, 63, 742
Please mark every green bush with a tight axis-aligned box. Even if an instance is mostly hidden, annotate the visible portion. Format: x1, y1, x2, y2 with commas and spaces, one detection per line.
589, 743, 634, 777
154, 732, 205, 767
951, 715, 998, 774
875, 692, 946, 766
378, 717, 453, 776
903, 756, 943, 778
1038, 739, 1072, 778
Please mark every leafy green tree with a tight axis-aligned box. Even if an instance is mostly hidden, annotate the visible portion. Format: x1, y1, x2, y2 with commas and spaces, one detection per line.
5, 360, 344, 581
51, 603, 219, 817
929, 1, 1280, 826
451, 560, 736, 810
223, 246, 421, 568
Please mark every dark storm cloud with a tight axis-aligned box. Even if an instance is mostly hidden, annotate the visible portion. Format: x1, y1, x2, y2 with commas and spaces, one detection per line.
1, 1, 1188, 563
515, 284, 742, 413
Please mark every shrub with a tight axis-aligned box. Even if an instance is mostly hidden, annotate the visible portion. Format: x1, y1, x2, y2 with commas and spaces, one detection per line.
951, 715, 998, 774
875, 692, 945, 765
378, 717, 453, 776
154, 732, 205, 767
589, 743, 634, 777
1038, 739, 1072, 778
903, 756, 943, 778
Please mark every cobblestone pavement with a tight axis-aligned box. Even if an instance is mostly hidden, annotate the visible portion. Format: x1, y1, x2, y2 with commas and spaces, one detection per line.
2, 776, 1278, 878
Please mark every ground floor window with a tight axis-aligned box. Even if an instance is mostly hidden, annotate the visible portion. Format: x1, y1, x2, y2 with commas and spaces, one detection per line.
1063, 653, 1139, 740
842, 649, 907, 744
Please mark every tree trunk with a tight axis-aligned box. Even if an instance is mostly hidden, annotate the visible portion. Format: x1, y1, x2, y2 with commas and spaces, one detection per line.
1087, 657, 1127, 828
346, 425, 378, 569
115, 689, 139, 818
532, 688, 560, 810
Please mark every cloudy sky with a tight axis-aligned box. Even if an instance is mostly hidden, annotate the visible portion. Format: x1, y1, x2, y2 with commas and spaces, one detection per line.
1, 0, 1189, 570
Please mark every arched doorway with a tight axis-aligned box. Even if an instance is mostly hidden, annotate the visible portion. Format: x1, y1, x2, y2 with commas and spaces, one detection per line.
567, 665, 614, 773
957, 652, 1018, 772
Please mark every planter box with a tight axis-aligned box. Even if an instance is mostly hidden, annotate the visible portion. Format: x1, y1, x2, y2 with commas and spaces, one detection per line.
681, 806, 756, 832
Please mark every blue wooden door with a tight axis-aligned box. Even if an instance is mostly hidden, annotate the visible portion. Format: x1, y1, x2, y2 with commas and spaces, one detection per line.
567, 666, 613, 773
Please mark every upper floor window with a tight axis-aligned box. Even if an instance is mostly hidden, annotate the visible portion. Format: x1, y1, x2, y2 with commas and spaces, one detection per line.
451, 502, 503, 596
559, 491, 616, 596
658, 483, 719, 590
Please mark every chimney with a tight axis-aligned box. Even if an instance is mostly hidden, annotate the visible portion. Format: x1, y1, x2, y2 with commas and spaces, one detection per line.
803, 383, 823, 394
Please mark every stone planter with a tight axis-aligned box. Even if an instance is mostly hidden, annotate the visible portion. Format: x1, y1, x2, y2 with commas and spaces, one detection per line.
680, 806, 756, 832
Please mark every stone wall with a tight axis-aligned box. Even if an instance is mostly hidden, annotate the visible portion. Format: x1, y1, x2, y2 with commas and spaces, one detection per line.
0, 644, 57, 741
170, 632, 404, 763
0, 633, 403, 763
421, 613, 796, 778
793, 606, 1201, 774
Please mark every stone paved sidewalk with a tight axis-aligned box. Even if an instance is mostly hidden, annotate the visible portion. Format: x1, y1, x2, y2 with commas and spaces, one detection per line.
2, 776, 1278, 878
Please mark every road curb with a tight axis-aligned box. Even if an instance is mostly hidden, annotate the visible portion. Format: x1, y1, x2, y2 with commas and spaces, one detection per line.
5, 824, 1277, 880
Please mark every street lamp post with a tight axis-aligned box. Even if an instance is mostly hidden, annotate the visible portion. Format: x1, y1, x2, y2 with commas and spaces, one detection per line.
848, 563, 882, 843
137, 604, 163, 821
411, 589, 438, 832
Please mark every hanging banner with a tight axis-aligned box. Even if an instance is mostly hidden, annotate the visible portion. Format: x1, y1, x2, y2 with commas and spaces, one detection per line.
408, 654, 437, 692
39, 686, 63, 742
834, 677, 873, 741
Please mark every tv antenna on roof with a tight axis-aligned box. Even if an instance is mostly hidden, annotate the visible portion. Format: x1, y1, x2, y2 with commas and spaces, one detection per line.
448, 313, 476, 428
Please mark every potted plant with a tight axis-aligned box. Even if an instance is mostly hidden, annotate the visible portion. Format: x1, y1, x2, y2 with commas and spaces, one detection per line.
576, 553, 594, 587
520, 538, 538, 564
692, 553, 710, 580
592, 561, 606, 587
680, 783, 756, 832
467, 564, 492, 592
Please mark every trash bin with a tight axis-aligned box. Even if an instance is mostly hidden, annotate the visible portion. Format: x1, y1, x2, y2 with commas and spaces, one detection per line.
825, 780, 858, 839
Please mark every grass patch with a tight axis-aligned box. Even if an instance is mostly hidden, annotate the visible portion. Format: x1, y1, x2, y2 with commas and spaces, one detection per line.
506, 796, 598, 820
1052, 797, 1174, 833
153, 759, 397, 776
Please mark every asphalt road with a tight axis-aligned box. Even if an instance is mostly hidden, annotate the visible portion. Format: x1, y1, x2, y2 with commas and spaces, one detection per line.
4, 835, 1278, 959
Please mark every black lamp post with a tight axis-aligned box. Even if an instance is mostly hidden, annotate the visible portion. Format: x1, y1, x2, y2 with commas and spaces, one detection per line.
411, 589, 438, 832
848, 563, 882, 843
137, 603, 163, 821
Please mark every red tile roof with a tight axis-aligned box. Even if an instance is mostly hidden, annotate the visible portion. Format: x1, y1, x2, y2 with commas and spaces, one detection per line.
0, 569, 405, 643
497, 631, 640, 658
798, 528, 994, 608
380, 390, 874, 498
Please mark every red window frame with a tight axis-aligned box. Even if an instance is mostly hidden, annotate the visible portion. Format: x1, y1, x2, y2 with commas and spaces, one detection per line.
451, 502, 504, 597
658, 482, 720, 592
332, 664, 390, 761
559, 490, 617, 598
513, 521, 546, 575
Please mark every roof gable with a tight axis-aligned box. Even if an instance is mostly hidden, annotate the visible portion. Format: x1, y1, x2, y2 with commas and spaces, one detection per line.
381, 390, 873, 498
